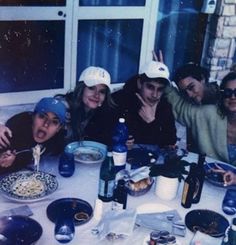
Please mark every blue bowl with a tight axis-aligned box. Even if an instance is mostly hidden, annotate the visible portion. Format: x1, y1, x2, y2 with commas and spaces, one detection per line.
0, 215, 43, 244
65, 141, 107, 164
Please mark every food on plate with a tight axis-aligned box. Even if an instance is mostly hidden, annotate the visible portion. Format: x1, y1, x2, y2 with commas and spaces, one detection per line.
32, 144, 46, 171
128, 177, 152, 192
74, 148, 102, 162
12, 176, 44, 197
74, 212, 89, 222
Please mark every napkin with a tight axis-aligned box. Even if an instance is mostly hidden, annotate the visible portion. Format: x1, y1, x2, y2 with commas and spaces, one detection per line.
0, 205, 33, 217
135, 210, 186, 237
92, 209, 137, 240
190, 231, 223, 245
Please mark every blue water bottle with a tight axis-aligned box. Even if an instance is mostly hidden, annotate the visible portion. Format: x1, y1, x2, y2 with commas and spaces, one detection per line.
222, 189, 236, 215
112, 118, 128, 173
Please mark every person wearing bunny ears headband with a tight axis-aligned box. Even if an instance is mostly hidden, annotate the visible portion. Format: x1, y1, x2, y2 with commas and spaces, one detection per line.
112, 61, 177, 148
55, 66, 117, 146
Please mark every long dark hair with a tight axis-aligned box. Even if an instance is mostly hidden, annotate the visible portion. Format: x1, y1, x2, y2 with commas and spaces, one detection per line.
218, 72, 236, 117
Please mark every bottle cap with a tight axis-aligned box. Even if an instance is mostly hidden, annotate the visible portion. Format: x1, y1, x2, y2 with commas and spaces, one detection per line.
119, 118, 125, 123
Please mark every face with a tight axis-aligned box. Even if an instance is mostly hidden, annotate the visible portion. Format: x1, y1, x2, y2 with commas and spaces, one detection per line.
178, 76, 205, 104
32, 112, 62, 143
138, 80, 165, 106
82, 84, 107, 111
223, 79, 236, 113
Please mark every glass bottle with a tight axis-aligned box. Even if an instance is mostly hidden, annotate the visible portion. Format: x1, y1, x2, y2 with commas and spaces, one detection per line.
181, 164, 197, 208
112, 118, 128, 173
192, 154, 206, 203
112, 179, 128, 210
98, 152, 116, 202
222, 218, 236, 245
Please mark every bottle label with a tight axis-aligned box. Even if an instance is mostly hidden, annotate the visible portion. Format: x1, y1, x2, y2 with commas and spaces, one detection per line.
112, 151, 127, 166
181, 182, 189, 205
98, 179, 115, 198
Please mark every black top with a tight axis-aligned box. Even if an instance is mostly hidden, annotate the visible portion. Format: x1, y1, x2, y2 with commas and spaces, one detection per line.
112, 77, 177, 147
0, 112, 65, 174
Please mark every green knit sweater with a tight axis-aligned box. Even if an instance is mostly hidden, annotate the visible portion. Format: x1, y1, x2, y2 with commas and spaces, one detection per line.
165, 86, 233, 165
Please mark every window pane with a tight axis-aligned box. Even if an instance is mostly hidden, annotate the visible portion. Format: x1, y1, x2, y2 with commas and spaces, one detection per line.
79, 0, 145, 6
0, 0, 65, 6
154, 1, 207, 77
0, 21, 65, 93
77, 19, 143, 84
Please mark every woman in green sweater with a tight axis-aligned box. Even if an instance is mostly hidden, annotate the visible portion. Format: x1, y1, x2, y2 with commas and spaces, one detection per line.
165, 72, 236, 166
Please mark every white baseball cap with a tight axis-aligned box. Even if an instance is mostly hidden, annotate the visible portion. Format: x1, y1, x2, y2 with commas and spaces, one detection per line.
139, 61, 170, 81
79, 66, 111, 88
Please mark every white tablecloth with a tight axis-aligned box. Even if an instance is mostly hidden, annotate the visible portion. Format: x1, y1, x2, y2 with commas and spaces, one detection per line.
0, 153, 230, 245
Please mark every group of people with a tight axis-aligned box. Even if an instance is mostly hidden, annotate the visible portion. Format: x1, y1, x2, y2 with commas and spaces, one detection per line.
0, 59, 236, 185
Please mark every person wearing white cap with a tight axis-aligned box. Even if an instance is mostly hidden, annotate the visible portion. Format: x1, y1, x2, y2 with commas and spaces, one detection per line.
55, 66, 117, 146
0, 97, 66, 174
112, 61, 177, 147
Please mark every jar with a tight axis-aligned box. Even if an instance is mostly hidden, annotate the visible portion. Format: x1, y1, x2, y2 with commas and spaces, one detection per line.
149, 231, 161, 245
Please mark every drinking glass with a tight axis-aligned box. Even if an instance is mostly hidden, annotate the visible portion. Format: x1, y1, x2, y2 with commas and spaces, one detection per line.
58, 151, 75, 177
54, 217, 75, 243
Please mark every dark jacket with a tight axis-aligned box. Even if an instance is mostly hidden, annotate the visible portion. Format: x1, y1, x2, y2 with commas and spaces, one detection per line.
0, 112, 65, 174
112, 76, 177, 147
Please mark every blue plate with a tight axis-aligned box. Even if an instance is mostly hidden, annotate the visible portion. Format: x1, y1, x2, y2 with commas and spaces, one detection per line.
65, 141, 107, 164
0, 215, 42, 244
0, 171, 58, 202
204, 162, 236, 188
185, 209, 229, 237
46, 198, 93, 226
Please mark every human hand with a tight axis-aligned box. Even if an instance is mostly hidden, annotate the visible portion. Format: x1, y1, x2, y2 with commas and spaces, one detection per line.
223, 171, 236, 186
0, 150, 16, 168
135, 93, 156, 123
0, 125, 12, 149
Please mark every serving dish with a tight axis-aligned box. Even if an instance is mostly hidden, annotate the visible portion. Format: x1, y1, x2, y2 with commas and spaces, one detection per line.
0, 170, 58, 202
185, 209, 229, 237
0, 215, 42, 244
65, 141, 107, 164
204, 161, 236, 188
125, 177, 154, 197
46, 198, 93, 226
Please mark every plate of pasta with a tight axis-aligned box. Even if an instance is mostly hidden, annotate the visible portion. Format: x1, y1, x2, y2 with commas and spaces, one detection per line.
0, 170, 58, 202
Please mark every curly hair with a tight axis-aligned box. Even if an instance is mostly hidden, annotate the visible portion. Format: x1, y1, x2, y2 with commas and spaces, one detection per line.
218, 72, 236, 117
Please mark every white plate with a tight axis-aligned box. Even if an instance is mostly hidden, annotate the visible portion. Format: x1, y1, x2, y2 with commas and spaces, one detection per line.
0, 170, 58, 202
136, 203, 172, 214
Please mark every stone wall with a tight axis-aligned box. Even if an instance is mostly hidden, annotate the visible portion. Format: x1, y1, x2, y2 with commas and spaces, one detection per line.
202, 0, 236, 80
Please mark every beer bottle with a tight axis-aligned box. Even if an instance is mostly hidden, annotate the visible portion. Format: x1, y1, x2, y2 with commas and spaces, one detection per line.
112, 179, 128, 210
192, 154, 206, 203
181, 164, 196, 208
98, 152, 116, 202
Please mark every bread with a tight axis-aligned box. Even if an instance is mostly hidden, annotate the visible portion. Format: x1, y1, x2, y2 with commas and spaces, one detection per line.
129, 177, 152, 192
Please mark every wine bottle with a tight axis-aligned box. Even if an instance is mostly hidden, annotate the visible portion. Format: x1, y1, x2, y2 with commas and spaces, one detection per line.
192, 154, 206, 203
181, 164, 196, 208
98, 152, 116, 202
112, 179, 128, 210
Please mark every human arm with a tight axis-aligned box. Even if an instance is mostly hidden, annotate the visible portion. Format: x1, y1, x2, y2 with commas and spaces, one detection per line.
0, 124, 12, 149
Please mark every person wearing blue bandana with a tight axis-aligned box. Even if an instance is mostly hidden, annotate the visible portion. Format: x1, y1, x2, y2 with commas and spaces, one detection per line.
0, 97, 66, 174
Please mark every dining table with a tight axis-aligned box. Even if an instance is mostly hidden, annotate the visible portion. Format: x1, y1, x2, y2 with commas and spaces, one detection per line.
0, 147, 233, 245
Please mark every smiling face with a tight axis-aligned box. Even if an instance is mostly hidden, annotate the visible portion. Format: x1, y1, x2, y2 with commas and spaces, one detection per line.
178, 76, 205, 104
32, 112, 62, 143
223, 79, 236, 114
137, 80, 165, 107
82, 84, 107, 111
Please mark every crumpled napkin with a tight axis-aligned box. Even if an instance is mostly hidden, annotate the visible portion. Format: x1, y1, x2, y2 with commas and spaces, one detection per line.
116, 166, 150, 182
136, 210, 186, 236
92, 209, 137, 240
190, 231, 222, 245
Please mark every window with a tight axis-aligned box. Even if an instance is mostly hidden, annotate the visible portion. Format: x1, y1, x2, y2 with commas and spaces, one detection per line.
0, 0, 158, 105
